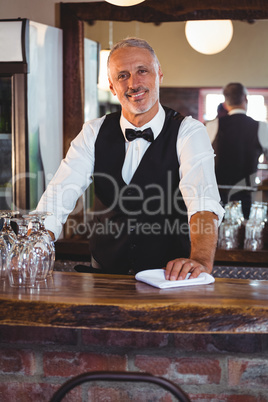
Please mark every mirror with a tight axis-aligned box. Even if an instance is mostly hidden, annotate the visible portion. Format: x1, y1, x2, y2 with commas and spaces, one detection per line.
59, 1, 268, 152
84, 19, 268, 121
59, 2, 268, 264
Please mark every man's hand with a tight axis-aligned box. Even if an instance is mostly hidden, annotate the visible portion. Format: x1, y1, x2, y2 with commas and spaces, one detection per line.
165, 258, 209, 281
164, 211, 218, 281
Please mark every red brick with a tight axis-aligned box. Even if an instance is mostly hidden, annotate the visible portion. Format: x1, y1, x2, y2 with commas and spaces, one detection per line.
173, 334, 263, 353
0, 325, 78, 345
81, 329, 169, 348
228, 358, 268, 388
43, 351, 127, 377
88, 385, 173, 402
88, 386, 130, 401
0, 382, 81, 402
134, 355, 172, 376
175, 357, 221, 384
0, 350, 36, 375
188, 394, 267, 402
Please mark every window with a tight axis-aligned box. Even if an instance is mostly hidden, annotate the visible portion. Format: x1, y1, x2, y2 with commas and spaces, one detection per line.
199, 88, 268, 195
199, 88, 268, 123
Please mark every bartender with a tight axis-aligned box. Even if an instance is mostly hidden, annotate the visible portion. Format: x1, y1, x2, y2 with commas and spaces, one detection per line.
207, 82, 268, 219
34, 37, 224, 280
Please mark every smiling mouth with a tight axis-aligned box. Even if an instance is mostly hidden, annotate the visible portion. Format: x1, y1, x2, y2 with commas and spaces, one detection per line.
126, 90, 147, 100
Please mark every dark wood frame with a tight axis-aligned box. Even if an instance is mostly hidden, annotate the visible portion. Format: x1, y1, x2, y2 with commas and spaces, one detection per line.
12, 73, 29, 211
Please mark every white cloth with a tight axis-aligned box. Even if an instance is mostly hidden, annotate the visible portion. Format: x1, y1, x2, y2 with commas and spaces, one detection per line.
206, 109, 268, 149
36, 104, 225, 240
135, 269, 215, 289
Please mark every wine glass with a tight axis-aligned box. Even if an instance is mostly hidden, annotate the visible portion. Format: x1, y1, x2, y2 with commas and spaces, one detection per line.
23, 214, 51, 282
30, 212, 55, 277
7, 218, 39, 288
0, 236, 8, 281
0, 210, 19, 280
218, 221, 238, 250
244, 201, 267, 251
218, 203, 241, 250
0, 210, 19, 250
244, 224, 263, 251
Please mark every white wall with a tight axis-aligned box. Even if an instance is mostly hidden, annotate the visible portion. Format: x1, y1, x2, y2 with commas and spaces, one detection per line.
1, 0, 101, 27
85, 20, 268, 88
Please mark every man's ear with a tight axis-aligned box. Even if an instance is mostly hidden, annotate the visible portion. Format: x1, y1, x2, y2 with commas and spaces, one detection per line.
109, 78, 116, 96
159, 66, 164, 84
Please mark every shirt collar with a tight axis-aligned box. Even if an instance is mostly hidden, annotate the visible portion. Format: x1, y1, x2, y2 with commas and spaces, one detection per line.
228, 108, 247, 116
120, 103, 165, 142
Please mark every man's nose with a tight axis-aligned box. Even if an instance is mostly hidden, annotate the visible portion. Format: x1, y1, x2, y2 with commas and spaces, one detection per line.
128, 74, 139, 90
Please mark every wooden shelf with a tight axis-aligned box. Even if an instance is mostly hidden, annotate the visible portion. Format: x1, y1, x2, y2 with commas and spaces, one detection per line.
55, 239, 268, 266
215, 248, 268, 266
55, 239, 90, 261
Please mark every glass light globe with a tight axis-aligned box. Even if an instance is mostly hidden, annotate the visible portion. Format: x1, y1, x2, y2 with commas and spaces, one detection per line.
105, 0, 145, 6
185, 20, 233, 55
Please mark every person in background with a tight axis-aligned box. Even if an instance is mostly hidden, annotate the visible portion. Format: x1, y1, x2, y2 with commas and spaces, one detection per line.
207, 82, 268, 219
206, 102, 228, 143
217, 102, 228, 118
34, 37, 224, 280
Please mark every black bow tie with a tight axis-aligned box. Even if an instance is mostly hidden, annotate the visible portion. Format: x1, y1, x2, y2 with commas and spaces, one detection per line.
125, 127, 154, 143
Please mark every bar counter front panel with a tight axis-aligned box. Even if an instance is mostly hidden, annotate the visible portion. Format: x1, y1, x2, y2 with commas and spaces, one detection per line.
1, 271, 268, 333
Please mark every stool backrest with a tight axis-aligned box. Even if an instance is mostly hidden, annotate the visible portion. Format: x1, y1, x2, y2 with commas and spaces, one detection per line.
50, 370, 191, 402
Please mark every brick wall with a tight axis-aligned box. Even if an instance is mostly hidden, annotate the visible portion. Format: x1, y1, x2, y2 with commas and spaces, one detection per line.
0, 326, 268, 401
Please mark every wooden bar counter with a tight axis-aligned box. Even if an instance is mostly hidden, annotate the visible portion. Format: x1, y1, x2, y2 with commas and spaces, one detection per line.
1, 270, 268, 400
1, 271, 268, 333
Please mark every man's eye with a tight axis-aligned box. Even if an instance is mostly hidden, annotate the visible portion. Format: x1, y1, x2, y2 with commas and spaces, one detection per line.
138, 69, 148, 74
118, 73, 128, 80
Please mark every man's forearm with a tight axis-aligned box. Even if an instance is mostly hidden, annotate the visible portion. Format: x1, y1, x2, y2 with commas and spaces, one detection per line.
189, 211, 219, 272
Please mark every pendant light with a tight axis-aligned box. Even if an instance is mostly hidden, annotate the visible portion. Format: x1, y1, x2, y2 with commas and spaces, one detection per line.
105, 0, 145, 6
185, 20, 233, 55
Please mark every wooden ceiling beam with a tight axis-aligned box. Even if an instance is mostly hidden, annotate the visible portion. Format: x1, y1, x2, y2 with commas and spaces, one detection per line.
64, 1, 268, 23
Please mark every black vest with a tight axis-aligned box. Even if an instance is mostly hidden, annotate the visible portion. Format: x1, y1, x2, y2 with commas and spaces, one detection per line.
212, 114, 262, 218
89, 107, 190, 274
213, 114, 261, 186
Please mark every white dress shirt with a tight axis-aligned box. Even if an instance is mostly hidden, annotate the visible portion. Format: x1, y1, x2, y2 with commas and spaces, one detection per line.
36, 104, 224, 240
206, 109, 268, 151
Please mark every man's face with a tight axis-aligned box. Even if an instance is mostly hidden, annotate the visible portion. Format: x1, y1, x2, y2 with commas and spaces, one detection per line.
108, 46, 163, 125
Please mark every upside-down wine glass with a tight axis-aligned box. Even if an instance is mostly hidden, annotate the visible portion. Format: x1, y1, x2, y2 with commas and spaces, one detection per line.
7, 218, 38, 288
0, 236, 8, 281
0, 210, 19, 280
23, 214, 51, 282
31, 212, 55, 277
0, 210, 19, 248
244, 201, 268, 251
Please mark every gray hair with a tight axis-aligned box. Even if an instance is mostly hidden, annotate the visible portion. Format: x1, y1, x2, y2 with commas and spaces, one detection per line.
107, 37, 160, 76
223, 83, 248, 106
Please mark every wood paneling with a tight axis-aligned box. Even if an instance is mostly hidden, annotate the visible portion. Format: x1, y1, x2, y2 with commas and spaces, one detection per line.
60, 5, 85, 156
160, 87, 199, 120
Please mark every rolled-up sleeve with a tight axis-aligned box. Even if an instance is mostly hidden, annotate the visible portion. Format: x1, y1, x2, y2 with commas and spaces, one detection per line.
177, 116, 225, 225
35, 116, 105, 240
